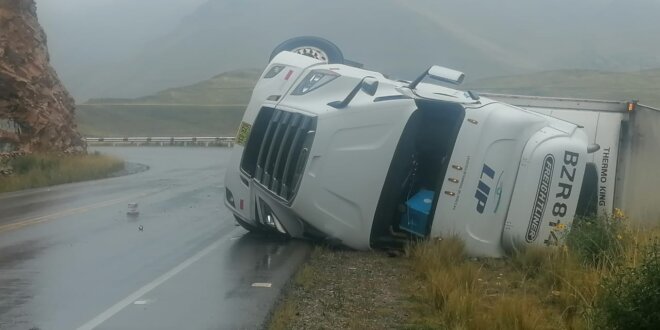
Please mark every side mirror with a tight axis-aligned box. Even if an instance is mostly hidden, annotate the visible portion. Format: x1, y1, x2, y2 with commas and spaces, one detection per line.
328, 76, 379, 109
360, 77, 379, 96
409, 65, 466, 89
427, 65, 465, 85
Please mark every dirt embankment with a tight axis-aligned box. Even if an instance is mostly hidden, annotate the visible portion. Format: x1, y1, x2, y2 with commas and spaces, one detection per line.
0, 0, 85, 153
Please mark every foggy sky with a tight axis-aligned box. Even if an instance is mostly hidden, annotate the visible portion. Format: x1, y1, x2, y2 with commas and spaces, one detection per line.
35, 0, 660, 102
36, 0, 206, 91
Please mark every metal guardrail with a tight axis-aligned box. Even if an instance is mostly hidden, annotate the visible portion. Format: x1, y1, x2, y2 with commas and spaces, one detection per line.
84, 136, 236, 147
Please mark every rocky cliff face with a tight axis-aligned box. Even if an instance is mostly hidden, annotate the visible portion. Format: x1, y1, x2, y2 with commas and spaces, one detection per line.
0, 0, 85, 153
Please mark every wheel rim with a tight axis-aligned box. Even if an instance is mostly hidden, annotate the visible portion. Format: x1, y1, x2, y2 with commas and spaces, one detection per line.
290, 46, 329, 63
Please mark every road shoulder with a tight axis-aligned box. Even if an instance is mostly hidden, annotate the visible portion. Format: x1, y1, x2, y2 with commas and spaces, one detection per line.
268, 247, 410, 330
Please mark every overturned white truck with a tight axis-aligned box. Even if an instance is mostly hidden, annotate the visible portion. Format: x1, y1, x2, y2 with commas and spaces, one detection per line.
224, 37, 660, 257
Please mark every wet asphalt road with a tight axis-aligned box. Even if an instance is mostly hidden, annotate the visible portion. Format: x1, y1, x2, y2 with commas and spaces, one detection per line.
0, 147, 310, 330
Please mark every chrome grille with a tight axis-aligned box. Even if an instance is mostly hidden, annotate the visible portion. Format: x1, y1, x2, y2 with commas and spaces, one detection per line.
242, 108, 316, 201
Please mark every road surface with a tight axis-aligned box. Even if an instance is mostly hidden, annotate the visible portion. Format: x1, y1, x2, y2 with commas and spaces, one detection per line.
0, 147, 309, 330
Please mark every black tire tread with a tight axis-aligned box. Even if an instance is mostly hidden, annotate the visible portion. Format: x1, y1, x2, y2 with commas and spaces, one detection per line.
270, 36, 344, 64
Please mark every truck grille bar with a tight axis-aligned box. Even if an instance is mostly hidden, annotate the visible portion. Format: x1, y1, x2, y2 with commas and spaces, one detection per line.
242, 107, 316, 201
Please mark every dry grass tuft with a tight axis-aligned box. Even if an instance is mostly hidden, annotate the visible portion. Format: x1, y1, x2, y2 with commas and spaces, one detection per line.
269, 299, 297, 330
269, 214, 660, 330
406, 214, 660, 330
476, 294, 548, 330
407, 236, 466, 273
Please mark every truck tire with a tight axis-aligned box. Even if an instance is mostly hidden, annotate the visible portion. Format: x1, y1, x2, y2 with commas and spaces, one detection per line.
270, 36, 344, 64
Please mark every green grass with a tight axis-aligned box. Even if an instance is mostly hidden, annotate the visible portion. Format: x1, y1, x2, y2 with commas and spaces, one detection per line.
596, 239, 660, 330
0, 153, 125, 193
76, 104, 246, 137
464, 69, 660, 108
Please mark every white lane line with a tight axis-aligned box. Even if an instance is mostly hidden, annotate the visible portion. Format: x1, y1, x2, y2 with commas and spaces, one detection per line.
77, 238, 224, 330
132, 299, 154, 305
251, 282, 272, 288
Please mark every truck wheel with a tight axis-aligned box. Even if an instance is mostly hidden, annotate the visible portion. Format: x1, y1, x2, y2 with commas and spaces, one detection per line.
270, 36, 344, 64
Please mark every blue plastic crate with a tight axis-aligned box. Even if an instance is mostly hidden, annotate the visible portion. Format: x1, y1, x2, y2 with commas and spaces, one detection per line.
400, 189, 434, 237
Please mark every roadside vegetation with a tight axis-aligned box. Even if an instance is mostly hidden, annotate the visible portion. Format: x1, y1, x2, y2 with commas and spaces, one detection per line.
270, 211, 660, 330
0, 152, 124, 193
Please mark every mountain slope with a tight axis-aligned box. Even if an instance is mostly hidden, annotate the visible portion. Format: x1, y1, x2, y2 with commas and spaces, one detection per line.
43, 0, 660, 100
76, 67, 660, 137
86, 69, 260, 105
76, 69, 260, 137
464, 69, 660, 108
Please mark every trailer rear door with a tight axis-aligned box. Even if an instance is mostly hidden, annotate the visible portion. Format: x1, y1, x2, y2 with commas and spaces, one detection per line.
620, 104, 660, 223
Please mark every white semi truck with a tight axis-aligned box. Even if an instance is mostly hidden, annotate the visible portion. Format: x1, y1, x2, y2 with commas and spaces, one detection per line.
224, 37, 660, 257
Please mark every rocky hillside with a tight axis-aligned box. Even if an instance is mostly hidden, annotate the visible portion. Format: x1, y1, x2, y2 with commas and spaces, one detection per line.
0, 0, 85, 152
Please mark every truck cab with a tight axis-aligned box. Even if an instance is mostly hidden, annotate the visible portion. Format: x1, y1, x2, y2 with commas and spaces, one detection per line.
224, 38, 590, 257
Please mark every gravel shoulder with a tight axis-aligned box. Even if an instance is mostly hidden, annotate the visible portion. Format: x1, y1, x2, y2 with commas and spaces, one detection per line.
269, 247, 411, 330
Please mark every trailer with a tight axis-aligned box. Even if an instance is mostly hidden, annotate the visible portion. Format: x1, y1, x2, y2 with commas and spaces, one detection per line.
223, 37, 660, 256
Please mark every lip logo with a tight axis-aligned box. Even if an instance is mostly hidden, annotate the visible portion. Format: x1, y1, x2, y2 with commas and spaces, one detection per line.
526, 154, 554, 243
475, 164, 495, 214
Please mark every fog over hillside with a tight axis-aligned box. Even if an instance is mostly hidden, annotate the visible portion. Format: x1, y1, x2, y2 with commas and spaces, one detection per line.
37, 0, 660, 101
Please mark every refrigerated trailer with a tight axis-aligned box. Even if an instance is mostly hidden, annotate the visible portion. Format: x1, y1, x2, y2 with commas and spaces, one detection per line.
223, 37, 660, 257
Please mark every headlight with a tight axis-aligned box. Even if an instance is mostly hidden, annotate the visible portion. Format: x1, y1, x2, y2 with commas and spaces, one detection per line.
225, 188, 235, 207
263, 65, 286, 78
291, 70, 339, 95
259, 200, 287, 234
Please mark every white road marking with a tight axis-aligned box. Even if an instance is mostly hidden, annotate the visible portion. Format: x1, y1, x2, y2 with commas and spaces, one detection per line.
77, 238, 225, 330
132, 299, 153, 305
251, 282, 272, 288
